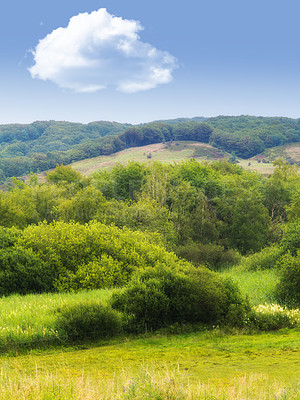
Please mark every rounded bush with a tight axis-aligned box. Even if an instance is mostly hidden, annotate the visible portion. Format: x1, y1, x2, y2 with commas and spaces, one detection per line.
240, 245, 283, 271
56, 255, 129, 292
111, 265, 249, 331
0, 247, 55, 296
176, 242, 241, 270
246, 305, 297, 331
55, 302, 122, 342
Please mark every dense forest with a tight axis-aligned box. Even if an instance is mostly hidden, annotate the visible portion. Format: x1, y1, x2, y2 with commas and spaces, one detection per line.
0, 115, 300, 181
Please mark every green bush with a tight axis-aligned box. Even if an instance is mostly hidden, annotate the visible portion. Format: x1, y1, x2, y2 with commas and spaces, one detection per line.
0, 247, 55, 296
246, 304, 299, 331
17, 221, 184, 292
188, 269, 250, 327
247, 310, 292, 331
239, 245, 283, 271
55, 302, 122, 342
275, 252, 300, 307
111, 267, 191, 331
280, 220, 300, 256
55, 255, 129, 292
0, 226, 21, 249
111, 265, 249, 331
176, 242, 241, 270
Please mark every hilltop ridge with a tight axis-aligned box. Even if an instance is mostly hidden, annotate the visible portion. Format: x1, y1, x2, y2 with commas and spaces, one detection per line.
0, 115, 300, 181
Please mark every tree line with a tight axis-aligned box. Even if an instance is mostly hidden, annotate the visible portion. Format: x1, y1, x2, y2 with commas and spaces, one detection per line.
0, 115, 300, 181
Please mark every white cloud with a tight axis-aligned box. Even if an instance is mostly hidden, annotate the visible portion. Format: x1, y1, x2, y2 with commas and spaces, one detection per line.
29, 8, 177, 93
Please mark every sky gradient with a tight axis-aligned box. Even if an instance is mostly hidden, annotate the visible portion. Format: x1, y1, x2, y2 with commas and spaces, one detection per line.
1, 0, 300, 124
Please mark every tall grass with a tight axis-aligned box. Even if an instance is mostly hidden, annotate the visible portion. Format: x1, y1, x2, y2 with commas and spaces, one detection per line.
0, 367, 298, 399
220, 267, 279, 306
0, 289, 114, 352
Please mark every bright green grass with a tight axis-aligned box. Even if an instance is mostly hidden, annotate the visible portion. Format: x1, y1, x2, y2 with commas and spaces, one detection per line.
0, 289, 114, 351
0, 330, 299, 399
220, 268, 279, 306
0, 283, 299, 398
0, 267, 285, 353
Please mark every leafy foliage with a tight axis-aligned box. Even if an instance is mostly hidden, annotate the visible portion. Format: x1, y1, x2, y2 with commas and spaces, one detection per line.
239, 245, 283, 271
280, 220, 300, 255
55, 302, 122, 342
177, 242, 240, 270
0, 247, 54, 295
275, 251, 300, 307
11, 220, 188, 293
208, 115, 300, 158
111, 265, 249, 331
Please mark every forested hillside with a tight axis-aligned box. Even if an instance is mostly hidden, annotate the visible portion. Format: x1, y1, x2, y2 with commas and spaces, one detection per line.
0, 120, 130, 180
208, 115, 300, 158
0, 115, 300, 181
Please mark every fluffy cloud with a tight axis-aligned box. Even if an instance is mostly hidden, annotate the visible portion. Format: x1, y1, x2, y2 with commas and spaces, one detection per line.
29, 8, 177, 93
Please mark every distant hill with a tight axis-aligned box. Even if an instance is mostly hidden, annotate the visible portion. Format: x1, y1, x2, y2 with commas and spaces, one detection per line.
152, 116, 206, 124
68, 141, 299, 178
70, 141, 230, 176
0, 120, 131, 181
33, 141, 300, 182
207, 115, 300, 159
0, 115, 300, 182
0, 120, 131, 155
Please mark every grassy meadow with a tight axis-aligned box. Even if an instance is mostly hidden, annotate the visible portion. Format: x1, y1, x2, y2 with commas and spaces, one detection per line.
220, 268, 280, 306
70, 141, 300, 177
2, 144, 299, 398
28, 140, 300, 184
70, 141, 229, 176
0, 329, 299, 399
0, 289, 114, 352
0, 264, 289, 353
0, 265, 299, 399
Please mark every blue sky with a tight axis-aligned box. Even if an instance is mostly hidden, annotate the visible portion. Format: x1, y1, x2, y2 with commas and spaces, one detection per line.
1, 0, 300, 124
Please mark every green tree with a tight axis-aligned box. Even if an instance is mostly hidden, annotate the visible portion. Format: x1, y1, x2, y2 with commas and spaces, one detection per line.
228, 192, 271, 254
46, 164, 90, 189
94, 162, 147, 201
57, 186, 107, 224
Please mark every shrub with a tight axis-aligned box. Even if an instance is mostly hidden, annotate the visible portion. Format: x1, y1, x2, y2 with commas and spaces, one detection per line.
54, 302, 122, 342
176, 242, 241, 270
0, 247, 55, 296
275, 252, 300, 307
17, 221, 183, 292
0, 226, 21, 249
187, 269, 250, 327
239, 245, 283, 271
280, 220, 300, 255
246, 304, 300, 331
55, 255, 129, 292
111, 265, 249, 331
111, 267, 191, 331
